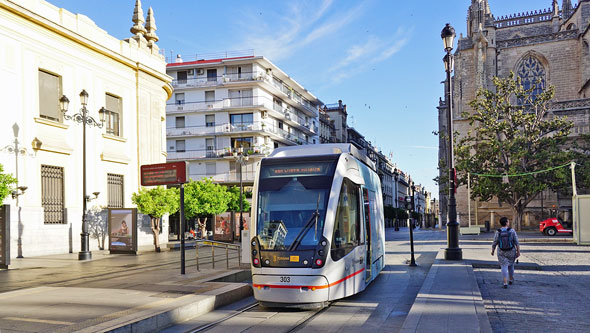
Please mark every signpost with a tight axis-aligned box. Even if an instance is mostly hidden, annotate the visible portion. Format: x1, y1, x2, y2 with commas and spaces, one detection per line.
0, 205, 9, 269
140, 161, 188, 274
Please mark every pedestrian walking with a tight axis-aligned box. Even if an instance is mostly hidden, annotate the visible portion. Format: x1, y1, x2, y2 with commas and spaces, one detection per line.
491, 217, 520, 288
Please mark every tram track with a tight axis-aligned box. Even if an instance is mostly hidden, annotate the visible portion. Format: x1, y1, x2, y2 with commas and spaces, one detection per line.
184, 300, 330, 333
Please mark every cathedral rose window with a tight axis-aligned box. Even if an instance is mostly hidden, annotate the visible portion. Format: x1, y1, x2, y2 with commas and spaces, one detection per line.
516, 56, 546, 101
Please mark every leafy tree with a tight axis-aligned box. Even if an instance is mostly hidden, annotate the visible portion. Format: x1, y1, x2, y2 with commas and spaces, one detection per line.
227, 186, 251, 212
384, 205, 395, 221
87, 205, 107, 250
455, 72, 573, 230
183, 178, 231, 238
395, 208, 409, 221
132, 186, 179, 252
0, 163, 16, 203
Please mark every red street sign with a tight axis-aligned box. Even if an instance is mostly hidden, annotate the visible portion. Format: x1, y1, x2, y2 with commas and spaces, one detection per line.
141, 161, 188, 186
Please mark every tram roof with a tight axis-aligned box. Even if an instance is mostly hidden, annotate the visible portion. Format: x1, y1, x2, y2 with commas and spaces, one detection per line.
268, 144, 376, 171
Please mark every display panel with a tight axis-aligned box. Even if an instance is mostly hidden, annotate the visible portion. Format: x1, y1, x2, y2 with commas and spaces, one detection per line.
108, 208, 137, 254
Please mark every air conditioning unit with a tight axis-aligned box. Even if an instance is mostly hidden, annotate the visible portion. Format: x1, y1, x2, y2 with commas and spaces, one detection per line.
177, 106, 183, 111
187, 69, 194, 75
197, 68, 205, 75
207, 104, 213, 108
261, 111, 268, 119
169, 146, 174, 150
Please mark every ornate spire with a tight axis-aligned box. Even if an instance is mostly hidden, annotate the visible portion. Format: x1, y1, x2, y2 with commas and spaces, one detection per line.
553, 0, 559, 17
145, 7, 158, 45
563, 0, 574, 19
130, 0, 146, 40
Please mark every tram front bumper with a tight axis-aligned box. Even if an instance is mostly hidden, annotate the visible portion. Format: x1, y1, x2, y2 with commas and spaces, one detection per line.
252, 274, 329, 304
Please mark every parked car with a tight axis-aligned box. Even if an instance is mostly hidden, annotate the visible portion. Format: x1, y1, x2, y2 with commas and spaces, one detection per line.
539, 217, 572, 236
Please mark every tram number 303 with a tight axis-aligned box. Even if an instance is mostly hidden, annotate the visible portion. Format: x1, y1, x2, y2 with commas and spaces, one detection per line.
279, 276, 291, 283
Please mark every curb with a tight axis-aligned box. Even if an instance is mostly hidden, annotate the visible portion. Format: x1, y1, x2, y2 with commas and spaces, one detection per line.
58, 282, 252, 333
401, 250, 493, 333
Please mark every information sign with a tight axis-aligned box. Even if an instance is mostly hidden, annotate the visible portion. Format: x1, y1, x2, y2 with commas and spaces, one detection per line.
140, 161, 188, 186
108, 208, 138, 254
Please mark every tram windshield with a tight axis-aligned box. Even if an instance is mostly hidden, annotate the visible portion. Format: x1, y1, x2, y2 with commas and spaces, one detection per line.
256, 158, 337, 251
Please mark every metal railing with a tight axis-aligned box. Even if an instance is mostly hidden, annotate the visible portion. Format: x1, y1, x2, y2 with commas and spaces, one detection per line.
195, 239, 241, 270
166, 96, 317, 133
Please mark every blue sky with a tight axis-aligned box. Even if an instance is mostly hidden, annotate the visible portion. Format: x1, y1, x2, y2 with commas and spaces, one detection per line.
48, 0, 564, 198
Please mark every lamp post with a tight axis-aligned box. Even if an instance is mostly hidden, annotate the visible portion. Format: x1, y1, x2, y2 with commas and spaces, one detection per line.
60, 90, 106, 261
441, 23, 462, 260
393, 168, 399, 231
233, 146, 249, 241
407, 183, 417, 266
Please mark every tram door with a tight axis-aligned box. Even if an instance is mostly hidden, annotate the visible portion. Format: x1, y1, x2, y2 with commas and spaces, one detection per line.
362, 188, 372, 284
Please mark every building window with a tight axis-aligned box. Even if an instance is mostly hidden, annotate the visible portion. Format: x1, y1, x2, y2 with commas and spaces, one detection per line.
205, 90, 215, 103
41, 165, 64, 224
175, 93, 185, 105
206, 138, 215, 157
177, 71, 187, 83
207, 69, 217, 82
230, 113, 253, 131
231, 137, 253, 149
229, 89, 253, 107
205, 114, 215, 127
205, 162, 216, 175
176, 140, 185, 152
331, 178, 360, 261
176, 116, 185, 128
107, 174, 124, 208
38, 70, 62, 122
517, 56, 546, 101
105, 93, 122, 136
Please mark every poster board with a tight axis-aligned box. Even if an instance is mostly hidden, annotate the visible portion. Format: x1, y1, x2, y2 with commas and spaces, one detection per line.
214, 212, 234, 242
108, 208, 137, 254
573, 195, 590, 245
0, 205, 9, 269
234, 212, 250, 239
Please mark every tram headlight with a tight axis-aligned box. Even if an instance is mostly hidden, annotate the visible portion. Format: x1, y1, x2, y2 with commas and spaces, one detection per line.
321, 240, 327, 246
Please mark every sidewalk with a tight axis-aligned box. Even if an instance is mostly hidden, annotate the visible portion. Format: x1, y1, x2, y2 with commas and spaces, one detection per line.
0, 246, 251, 333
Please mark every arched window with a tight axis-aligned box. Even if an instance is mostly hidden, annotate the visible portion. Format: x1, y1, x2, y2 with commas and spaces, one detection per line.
517, 55, 546, 101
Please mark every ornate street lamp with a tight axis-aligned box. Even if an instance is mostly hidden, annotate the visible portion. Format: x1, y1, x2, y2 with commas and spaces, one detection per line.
60, 90, 105, 261
233, 146, 249, 241
441, 23, 462, 260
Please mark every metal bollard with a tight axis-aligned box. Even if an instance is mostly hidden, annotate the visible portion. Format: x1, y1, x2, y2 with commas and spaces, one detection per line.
238, 246, 241, 267
226, 245, 229, 269
212, 245, 215, 269
196, 242, 200, 271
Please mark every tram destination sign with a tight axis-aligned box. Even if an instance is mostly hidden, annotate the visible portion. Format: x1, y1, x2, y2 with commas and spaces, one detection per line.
141, 161, 188, 186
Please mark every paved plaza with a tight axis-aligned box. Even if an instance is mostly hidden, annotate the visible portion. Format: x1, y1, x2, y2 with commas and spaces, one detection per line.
473, 242, 590, 333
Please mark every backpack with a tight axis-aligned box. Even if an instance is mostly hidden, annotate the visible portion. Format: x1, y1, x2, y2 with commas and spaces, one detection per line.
498, 228, 514, 251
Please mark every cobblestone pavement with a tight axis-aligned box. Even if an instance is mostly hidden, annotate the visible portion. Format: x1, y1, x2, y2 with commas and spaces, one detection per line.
473, 242, 590, 332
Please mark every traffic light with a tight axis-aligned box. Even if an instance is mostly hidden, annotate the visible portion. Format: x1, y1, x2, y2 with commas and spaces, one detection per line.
405, 196, 413, 210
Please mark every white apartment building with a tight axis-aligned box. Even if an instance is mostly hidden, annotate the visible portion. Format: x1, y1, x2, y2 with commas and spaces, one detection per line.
0, 0, 172, 257
165, 54, 321, 186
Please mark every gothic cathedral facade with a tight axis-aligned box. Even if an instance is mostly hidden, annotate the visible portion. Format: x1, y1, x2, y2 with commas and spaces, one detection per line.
438, 0, 590, 228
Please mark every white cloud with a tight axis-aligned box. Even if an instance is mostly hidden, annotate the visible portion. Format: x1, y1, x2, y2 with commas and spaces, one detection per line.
237, 1, 365, 61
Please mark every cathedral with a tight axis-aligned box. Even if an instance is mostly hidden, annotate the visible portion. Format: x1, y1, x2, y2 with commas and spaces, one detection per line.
438, 0, 590, 228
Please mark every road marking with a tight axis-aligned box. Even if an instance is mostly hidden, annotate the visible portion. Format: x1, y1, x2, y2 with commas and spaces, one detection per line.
2, 316, 73, 325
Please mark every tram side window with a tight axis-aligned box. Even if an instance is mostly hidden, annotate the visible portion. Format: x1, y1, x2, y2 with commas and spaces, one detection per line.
331, 179, 360, 261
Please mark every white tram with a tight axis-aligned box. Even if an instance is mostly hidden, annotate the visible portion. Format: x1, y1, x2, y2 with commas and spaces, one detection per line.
250, 144, 386, 307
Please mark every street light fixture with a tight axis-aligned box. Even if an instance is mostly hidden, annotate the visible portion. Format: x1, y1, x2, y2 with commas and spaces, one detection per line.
441, 23, 462, 260
406, 185, 417, 267
60, 90, 106, 261
232, 146, 249, 241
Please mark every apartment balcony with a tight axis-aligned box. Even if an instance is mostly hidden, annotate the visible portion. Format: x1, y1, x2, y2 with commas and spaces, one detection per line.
167, 96, 317, 135
167, 122, 266, 138
171, 71, 268, 89
189, 171, 257, 184
167, 147, 266, 161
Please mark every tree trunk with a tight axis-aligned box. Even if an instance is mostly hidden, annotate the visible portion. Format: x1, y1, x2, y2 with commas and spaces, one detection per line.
151, 216, 161, 252
197, 217, 208, 239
